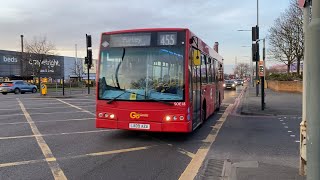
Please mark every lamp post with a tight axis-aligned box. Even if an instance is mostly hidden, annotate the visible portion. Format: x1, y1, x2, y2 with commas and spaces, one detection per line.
240, 45, 255, 87
255, 38, 266, 110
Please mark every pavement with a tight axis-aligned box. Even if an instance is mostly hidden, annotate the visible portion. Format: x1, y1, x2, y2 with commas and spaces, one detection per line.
240, 84, 302, 116
197, 84, 305, 180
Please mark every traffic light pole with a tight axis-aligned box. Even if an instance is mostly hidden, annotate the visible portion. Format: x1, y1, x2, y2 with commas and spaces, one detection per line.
85, 34, 92, 95
261, 39, 265, 110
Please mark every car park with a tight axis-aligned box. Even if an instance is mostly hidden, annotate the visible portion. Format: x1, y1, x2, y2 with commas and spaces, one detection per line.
223, 80, 237, 90
0, 80, 38, 95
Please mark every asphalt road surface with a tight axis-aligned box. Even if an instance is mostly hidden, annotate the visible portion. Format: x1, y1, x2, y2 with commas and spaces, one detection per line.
0, 85, 244, 180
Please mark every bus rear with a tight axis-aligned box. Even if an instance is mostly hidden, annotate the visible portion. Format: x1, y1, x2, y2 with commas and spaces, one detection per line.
96, 28, 192, 132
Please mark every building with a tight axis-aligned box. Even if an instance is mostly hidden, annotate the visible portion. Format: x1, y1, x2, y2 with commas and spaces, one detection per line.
0, 49, 96, 82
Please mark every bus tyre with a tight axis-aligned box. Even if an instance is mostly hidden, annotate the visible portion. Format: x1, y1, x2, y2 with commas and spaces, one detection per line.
14, 88, 20, 94
2, 93, 7, 95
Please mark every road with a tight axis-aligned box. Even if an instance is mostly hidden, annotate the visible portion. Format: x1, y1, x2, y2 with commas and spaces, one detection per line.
0, 85, 243, 180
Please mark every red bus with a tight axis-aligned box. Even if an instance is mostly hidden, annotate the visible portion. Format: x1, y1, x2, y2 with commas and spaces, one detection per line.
96, 28, 224, 132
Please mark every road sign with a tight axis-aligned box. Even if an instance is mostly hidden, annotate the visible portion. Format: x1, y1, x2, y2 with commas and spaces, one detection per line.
258, 61, 264, 77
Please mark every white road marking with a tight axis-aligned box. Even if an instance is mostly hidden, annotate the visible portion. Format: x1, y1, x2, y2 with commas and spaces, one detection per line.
57, 99, 95, 116
0, 145, 153, 168
280, 120, 283, 122
290, 135, 296, 137
0, 129, 111, 140
295, 140, 300, 143
288, 131, 292, 133
284, 126, 289, 128
28, 110, 87, 115
282, 123, 286, 125
0, 118, 94, 126
17, 98, 67, 180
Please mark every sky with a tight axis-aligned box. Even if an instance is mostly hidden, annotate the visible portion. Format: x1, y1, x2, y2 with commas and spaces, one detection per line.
0, 0, 291, 73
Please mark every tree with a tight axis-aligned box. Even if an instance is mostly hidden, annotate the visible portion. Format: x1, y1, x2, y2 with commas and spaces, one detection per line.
234, 63, 250, 78
70, 58, 84, 81
268, 0, 304, 74
24, 37, 56, 88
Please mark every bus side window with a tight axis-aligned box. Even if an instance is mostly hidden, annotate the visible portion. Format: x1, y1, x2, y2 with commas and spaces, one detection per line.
212, 59, 216, 82
218, 63, 223, 81
207, 58, 212, 83
201, 54, 207, 84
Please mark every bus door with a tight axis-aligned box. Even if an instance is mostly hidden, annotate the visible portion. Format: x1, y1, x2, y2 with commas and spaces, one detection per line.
191, 49, 201, 128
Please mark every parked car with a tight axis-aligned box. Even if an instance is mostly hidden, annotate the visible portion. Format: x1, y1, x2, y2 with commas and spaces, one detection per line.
0, 80, 37, 95
236, 79, 244, 86
223, 80, 237, 90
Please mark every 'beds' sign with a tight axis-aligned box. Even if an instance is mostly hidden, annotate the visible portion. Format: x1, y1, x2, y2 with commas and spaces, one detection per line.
3, 56, 18, 63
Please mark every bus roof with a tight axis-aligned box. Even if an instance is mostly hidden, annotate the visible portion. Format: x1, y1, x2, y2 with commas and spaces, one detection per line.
102, 28, 188, 35
101, 28, 223, 63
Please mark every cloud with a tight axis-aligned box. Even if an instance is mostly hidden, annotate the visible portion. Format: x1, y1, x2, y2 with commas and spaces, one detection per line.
0, 0, 290, 64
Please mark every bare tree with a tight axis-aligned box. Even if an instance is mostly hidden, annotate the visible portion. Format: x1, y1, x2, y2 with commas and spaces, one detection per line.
268, 0, 304, 74
70, 58, 84, 81
24, 37, 56, 87
234, 63, 250, 78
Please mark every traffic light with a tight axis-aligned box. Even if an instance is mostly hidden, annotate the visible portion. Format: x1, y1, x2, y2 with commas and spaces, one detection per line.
85, 34, 93, 69
86, 34, 92, 48
252, 26, 259, 62
87, 49, 92, 69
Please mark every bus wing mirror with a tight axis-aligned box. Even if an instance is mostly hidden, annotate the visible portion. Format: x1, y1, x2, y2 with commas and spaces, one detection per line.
193, 50, 201, 66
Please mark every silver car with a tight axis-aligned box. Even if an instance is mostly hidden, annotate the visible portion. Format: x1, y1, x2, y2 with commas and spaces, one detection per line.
0, 80, 38, 95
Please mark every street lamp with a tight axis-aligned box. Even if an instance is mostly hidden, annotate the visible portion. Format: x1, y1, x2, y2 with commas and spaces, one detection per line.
240, 46, 255, 86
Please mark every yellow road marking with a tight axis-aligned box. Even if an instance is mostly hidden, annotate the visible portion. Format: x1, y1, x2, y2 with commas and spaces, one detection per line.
177, 148, 195, 158
57, 99, 95, 116
0, 129, 111, 140
178, 104, 233, 180
17, 98, 67, 180
0, 113, 24, 117
0, 159, 46, 168
0, 118, 95, 126
0, 146, 153, 168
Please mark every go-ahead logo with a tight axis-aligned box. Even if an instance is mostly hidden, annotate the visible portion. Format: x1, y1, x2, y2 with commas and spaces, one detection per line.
3, 56, 18, 63
130, 112, 149, 119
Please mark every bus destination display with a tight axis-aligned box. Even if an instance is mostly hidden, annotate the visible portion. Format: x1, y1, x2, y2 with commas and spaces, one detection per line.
109, 33, 151, 47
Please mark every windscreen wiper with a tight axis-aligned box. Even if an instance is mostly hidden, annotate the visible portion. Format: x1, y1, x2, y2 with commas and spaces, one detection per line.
107, 89, 173, 106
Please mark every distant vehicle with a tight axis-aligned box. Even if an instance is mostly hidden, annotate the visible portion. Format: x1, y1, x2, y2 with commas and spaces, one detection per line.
0, 80, 37, 95
236, 79, 244, 86
223, 80, 236, 90
96, 28, 224, 132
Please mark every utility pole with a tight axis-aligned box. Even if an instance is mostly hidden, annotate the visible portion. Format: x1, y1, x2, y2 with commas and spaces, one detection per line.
299, 0, 310, 176
20, 35, 24, 78
305, 0, 320, 179
85, 34, 92, 94
256, 0, 260, 97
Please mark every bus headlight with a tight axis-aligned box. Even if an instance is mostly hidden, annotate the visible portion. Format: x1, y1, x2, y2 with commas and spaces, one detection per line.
98, 113, 103, 118
232, 84, 235, 87
223, 84, 226, 87
165, 116, 171, 121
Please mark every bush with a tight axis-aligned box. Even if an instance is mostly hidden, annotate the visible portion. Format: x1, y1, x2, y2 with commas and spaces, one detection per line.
267, 73, 302, 81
